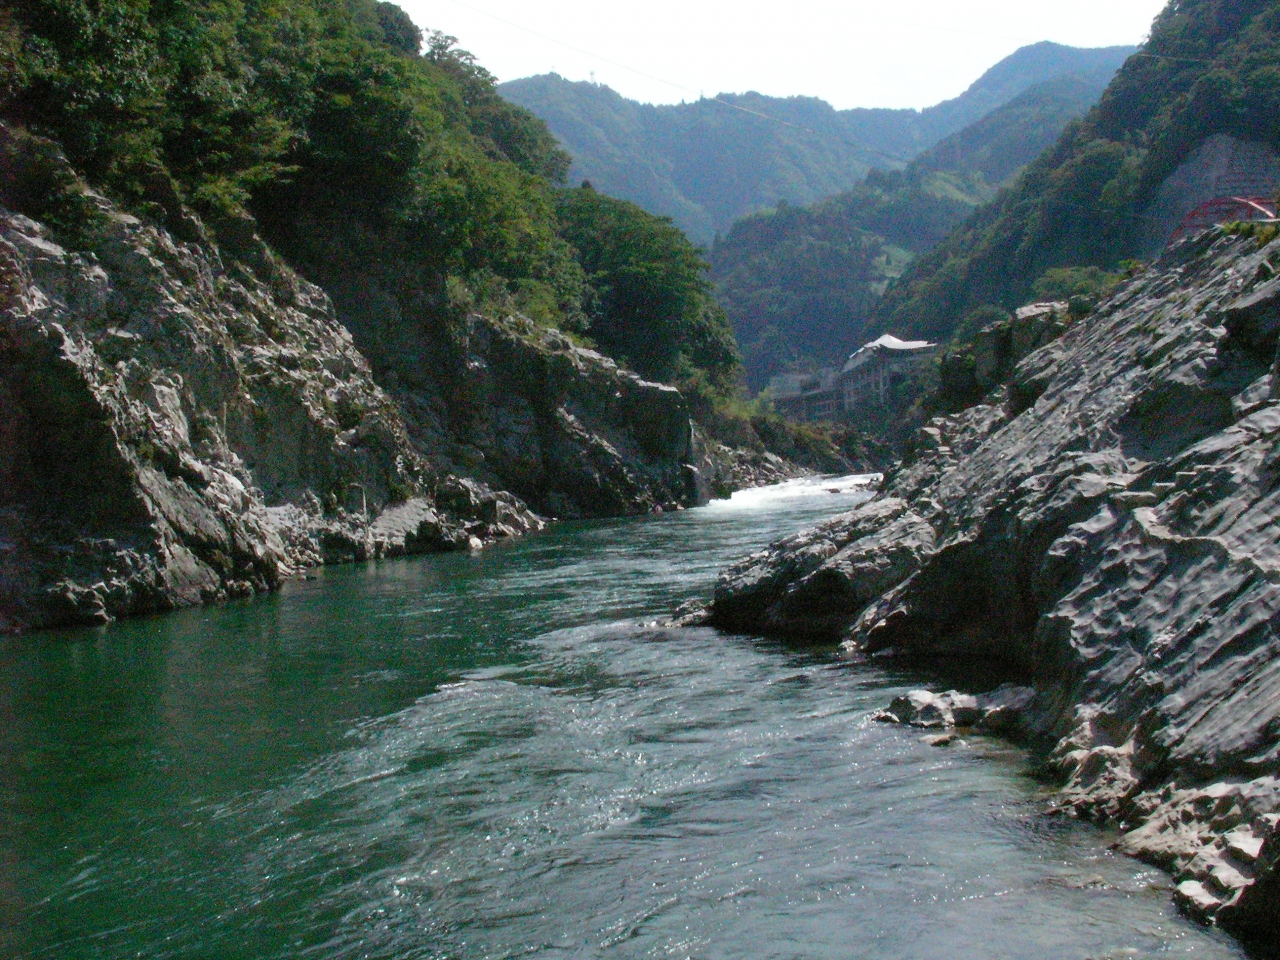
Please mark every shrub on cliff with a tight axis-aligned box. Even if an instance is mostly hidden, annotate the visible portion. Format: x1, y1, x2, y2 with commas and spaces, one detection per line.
556, 185, 740, 389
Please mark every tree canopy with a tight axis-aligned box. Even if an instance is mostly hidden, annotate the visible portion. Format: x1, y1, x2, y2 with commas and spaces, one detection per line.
0, 0, 737, 394
557, 185, 740, 388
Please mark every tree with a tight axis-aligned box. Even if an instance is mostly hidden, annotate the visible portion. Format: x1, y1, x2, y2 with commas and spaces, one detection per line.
556, 186, 740, 387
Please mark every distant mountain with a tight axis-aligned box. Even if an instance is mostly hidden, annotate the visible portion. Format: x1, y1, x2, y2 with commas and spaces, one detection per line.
499, 42, 1134, 244
709, 72, 1123, 388
871, 0, 1280, 347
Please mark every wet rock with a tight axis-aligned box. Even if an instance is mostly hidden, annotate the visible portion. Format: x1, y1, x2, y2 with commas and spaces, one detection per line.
711, 496, 933, 642
887, 690, 948, 727
921, 732, 960, 747
1175, 880, 1223, 921
974, 685, 1036, 732
709, 228, 1280, 929
876, 685, 1034, 732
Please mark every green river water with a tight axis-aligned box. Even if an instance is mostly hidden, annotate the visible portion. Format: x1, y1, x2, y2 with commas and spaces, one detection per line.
0, 478, 1251, 959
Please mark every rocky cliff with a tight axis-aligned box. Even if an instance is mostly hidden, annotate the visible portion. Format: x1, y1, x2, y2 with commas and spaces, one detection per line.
707, 227, 1280, 939
320, 275, 769, 520
0, 131, 754, 633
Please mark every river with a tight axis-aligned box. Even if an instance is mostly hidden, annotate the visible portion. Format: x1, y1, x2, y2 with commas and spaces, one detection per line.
0, 477, 1249, 959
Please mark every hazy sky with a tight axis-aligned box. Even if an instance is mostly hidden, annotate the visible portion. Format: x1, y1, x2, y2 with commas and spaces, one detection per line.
399, 0, 1169, 110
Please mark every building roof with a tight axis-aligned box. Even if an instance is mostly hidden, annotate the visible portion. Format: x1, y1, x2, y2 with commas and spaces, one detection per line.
841, 334, 936, 374
1015, 301, 1068, 321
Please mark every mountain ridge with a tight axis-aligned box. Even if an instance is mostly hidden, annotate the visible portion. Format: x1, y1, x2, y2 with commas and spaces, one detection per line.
499, 42, 1135, 244
869, 0, 1280, 345
709, 70, 1121, 387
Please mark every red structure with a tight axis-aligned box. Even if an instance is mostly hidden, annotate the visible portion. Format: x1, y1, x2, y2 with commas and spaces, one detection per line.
1168, 196, 1278, 247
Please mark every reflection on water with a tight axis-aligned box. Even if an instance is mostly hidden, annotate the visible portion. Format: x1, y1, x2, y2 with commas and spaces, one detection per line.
0, 478, 1248, 959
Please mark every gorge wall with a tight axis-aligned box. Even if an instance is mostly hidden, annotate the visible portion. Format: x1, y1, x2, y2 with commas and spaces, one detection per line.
707, 227, 1280, 938
0, 132, 754, 634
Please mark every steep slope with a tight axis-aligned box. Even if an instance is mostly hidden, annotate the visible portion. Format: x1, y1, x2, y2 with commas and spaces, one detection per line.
710, 73, 1118, 388
873, 0, 1280, 345
0, 0, 780, 633
0, 129, 731, 633
499, 43, 1134, 245
706, 227, 1280, 941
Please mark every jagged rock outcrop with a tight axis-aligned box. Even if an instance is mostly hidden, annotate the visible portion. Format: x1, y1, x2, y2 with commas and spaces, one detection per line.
0, 126, 794, 633
874, 684, 1036, 732
0, 196, 545, 633
324, 278, 776, 519
972, 301, 1070, 391
708, 227, 1280, 939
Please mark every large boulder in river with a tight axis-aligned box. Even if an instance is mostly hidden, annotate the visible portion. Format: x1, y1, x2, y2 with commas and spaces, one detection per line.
708, 227, 1280, 936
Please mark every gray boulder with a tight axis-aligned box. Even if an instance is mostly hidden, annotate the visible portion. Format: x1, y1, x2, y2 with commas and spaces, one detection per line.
708, 227, 1280, 935
875, 685, 1031, 730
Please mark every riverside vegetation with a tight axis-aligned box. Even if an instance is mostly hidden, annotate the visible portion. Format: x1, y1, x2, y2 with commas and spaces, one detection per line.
6, 0, 1280, 952
0, 0, 850, 632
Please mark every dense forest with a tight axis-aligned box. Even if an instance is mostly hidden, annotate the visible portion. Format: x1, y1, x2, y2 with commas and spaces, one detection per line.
710, 72, 1121, 388
499, 43, 1134, 245
0, 0, 737, 391
871, 0, 1280, 344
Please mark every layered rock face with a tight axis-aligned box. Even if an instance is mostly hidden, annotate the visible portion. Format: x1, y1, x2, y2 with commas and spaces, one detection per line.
0, 124, 763, 633
0, 197, 545, 633
330, 288, 712, 519
323, 275, 787, 520
709, 229, 1280, 936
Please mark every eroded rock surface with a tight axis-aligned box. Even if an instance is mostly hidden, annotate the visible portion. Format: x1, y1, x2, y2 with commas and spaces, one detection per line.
321, 271, 779, 520
0, 124, 776, 632
709, 229, 1280, 937
0, 198, 545, 631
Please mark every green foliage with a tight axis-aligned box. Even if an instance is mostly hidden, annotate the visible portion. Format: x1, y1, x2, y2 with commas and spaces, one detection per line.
952, 304, 1012, 343
709, 204, 907, 389
556, 186, 740, 387
1031, 265, 1122, 302
709, 72, 1115, 389
425, 32, 570, 183
0, 0, 740, 393
1224, 219, 1280, 248
375, 2, 422, 56
500, 44, 1135, 245
932, 349, 984, 413
873, 0, 1280, 343
0, 10, 25, 106
0, 126, 108, 246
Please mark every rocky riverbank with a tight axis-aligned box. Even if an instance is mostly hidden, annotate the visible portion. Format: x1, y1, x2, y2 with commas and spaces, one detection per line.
706, 228, 1280, 940
0, 129, 795, 633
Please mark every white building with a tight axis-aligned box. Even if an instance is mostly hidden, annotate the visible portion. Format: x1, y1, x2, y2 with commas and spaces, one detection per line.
840, 335, 936, 410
